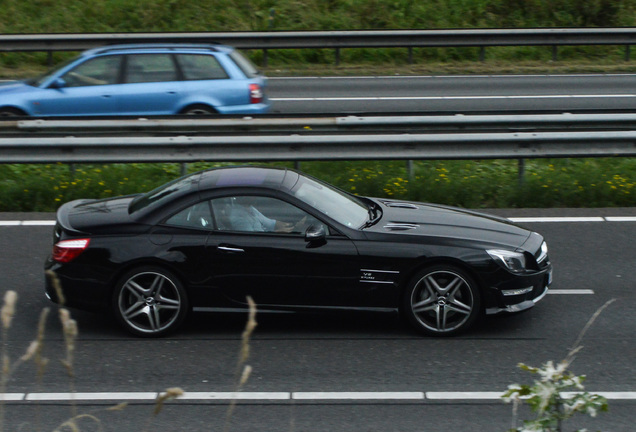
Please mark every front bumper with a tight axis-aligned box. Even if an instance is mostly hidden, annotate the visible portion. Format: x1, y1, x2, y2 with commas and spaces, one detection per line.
484, 266, 553, 315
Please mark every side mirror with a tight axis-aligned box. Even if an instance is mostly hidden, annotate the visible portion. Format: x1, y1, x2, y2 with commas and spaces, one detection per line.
49, 78, 66, 89
304, 225, 326, 247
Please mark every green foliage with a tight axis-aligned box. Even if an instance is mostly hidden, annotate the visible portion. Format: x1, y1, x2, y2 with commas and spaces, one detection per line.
1, 158, 633, 212
3, 0, 636, 72
502, 361, 608, 432
502, 299, 615, 432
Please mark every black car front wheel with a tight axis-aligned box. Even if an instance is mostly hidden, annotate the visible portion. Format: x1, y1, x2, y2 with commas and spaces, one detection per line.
113, 266, 189, 337
403, 265, 481, 336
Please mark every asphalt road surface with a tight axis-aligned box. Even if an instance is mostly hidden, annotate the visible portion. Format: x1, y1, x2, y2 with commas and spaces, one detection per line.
267, 73, 636, 114
0, 208, 634, 431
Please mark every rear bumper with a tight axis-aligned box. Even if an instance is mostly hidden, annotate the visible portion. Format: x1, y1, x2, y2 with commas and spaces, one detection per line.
217, 101, 271, 115
44, 258, 111, 312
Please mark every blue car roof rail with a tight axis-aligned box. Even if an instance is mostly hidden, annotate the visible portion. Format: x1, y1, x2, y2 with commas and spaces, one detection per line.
85, 44, 223, 55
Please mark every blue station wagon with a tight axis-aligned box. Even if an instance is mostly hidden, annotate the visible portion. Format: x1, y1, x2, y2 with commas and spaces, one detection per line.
0, 44, 271, 117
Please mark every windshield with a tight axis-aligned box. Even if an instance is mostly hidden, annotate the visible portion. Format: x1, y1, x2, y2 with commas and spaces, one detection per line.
291, 175, 369, 228
28, 56, 80, 87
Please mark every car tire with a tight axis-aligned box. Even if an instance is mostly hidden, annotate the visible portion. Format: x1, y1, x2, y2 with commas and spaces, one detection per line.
112, 266, 189, 337
0, 107, 26, 117
181, 104, 216, 115
402, 265, 481, 336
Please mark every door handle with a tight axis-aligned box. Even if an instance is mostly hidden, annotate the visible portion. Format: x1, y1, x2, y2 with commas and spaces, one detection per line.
218, 246, 244, 253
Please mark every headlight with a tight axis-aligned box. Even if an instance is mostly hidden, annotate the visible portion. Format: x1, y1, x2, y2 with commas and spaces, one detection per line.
487, 249, 527, 273
537, 241, 549, 264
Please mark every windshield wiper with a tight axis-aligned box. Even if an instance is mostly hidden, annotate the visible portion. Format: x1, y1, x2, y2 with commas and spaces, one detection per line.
361, 202, 382, 229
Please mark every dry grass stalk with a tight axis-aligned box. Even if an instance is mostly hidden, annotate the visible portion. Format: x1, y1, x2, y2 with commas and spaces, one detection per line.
0, 291, 17, 331
238, 296, 258, 371
46, 270, 66, 306
0, 290, 17, 432
153, 387, 185, 416
224, 296, 258, 432
52, 413, 103, 432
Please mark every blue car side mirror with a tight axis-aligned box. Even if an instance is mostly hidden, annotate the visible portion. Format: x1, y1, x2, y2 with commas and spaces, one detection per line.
49, 78, 67, 89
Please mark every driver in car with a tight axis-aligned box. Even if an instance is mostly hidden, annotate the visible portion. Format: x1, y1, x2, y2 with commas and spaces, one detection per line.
229, 198, 306, 233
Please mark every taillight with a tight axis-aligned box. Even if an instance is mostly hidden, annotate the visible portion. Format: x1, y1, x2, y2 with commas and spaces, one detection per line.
52, 239, 90, 263
249, 83, 263, 104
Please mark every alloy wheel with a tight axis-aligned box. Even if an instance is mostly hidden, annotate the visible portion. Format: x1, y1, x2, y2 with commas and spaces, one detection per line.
405, 266, 480, 336
115, 269, 187, 337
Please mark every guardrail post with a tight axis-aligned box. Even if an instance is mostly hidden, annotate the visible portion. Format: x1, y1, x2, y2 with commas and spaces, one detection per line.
335, 48, 340, 66
408, 47, 413, 64
626, 45, 631, 61
552, 46, 558, 61
263, 49, 269, 68
479, 47, 485, 62
406, 160, 414, 180
518, 158, 526, 186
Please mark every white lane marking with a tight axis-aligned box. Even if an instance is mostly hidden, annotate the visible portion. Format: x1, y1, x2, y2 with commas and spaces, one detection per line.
548, 289, 594, 295
26, 392, 157, 401
427, 392, 504, 400
270, 94, 636, 102
5, 391, 636, 402
269, 74, 636, 80
180, 392, 289, 400
21, 220, 56, 226
605, 216, 636, 222
0, 393, 25, 401
292, 392, 424, 400
509, 217, 605, 223
0, 220, 55, 226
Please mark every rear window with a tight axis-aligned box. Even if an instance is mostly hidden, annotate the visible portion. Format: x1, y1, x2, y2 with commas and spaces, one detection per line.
129, 174, 200, 214
229, 50, 260, 78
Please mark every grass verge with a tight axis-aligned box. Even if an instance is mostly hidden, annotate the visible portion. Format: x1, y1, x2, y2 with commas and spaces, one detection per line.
0, 158, 634, 212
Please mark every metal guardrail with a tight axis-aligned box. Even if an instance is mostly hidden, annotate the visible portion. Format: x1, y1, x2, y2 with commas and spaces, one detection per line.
1, 131, 635, 164
4, 113, 636, 135
2, 29, 636, 51
1, 115, 635, 165
2, 28, 636, 63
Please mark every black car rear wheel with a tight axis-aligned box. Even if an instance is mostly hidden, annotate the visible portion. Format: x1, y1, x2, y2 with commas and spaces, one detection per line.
403, 265, 481, 336
113, 266, 188, 337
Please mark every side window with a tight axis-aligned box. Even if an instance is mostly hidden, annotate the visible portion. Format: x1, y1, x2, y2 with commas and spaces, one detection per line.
165, 202, 213, 229
125, 54, 177, 84
210, 196, 326, 234
62, 55, 121, 87
177, 54, 229, 80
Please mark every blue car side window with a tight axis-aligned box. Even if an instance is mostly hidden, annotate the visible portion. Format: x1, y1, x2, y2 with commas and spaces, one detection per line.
178, 54, 229, 81
62, 55, 122, 88
125, 54, 178, 84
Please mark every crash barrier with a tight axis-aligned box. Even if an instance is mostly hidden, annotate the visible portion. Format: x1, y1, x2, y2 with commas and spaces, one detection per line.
2, 28, 636, 65
3, 114, 635, 183
1, 121, 635, 164
5, 113, 636, 136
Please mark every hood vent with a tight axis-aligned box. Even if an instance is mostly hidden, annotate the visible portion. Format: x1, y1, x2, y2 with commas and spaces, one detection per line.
384, 223, 419, 231
382, 201, 419, 210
